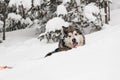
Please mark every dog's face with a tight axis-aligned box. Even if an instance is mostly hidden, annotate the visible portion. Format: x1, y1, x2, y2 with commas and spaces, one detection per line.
62, 25, 84, 48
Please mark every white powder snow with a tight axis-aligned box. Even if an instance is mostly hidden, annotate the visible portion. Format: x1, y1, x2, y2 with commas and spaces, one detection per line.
111, 0, 120, 10
62, 0, 71, 5
110, 9, 120, 25
0, 22, 120, 80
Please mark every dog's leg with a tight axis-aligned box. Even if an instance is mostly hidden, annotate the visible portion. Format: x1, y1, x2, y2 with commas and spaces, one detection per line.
44, 48, 61, 58
82, 34, 85, 45
45, 47, 71, 58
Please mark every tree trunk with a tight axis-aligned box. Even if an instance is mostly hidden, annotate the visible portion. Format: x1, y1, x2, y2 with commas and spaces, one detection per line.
108, 2, 110, 21
104, 0, 108, 24
31, 0, 34, 7
21, 5, 25, 19
3, 2, 6, 40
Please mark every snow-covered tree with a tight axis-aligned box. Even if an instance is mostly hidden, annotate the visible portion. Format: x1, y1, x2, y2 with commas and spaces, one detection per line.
0, 0, 111, 42
0, 0, 10, 40
36, 0, 111, 43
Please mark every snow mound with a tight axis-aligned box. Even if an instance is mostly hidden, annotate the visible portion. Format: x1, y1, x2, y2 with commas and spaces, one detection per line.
46, 17, 69, 32
62, 0, 71, 4
57, 5, 68, 16
84, 3, 100, 21
0, 24, 120, 80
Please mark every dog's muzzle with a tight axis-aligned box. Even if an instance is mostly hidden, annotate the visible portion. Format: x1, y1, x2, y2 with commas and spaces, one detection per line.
72, 38, 78, 48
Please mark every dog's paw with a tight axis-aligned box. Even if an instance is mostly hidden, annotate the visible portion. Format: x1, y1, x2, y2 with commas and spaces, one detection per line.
44, 53, 53, 58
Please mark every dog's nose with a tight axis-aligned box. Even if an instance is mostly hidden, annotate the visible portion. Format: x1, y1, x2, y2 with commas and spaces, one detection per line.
72, 38, 76, 43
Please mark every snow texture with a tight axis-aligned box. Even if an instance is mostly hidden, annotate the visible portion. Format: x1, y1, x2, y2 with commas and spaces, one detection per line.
0, 19, 120, 80
45, 17, 69, 32
62, 0, 71, 5
111, 0, 120, 10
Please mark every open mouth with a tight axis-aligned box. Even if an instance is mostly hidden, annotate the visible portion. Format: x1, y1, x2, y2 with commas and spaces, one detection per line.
73, 42, 78, 48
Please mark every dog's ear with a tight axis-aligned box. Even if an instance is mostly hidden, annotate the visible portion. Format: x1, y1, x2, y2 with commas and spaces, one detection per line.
76, 29, 82, 34
62, 26, 68, 34
62, 26, 69, 30
62, 26, 66, 29
73, 25, 82, 34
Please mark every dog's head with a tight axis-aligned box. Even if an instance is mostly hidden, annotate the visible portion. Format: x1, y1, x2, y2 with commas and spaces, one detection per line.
62, 24, 85, 48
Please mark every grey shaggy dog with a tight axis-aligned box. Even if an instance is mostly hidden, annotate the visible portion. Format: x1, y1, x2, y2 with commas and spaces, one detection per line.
45, 24, 85, 57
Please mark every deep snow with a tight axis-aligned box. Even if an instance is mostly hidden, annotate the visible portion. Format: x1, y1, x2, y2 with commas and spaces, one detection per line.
0, 8, 120, 80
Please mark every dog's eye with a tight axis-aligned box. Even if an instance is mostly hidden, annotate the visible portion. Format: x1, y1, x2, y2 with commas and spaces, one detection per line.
75, 33, 77, 36
69, 35, 71, 38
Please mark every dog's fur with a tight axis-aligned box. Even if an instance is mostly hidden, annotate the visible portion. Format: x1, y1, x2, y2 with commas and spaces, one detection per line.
45, 24, 85, 57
